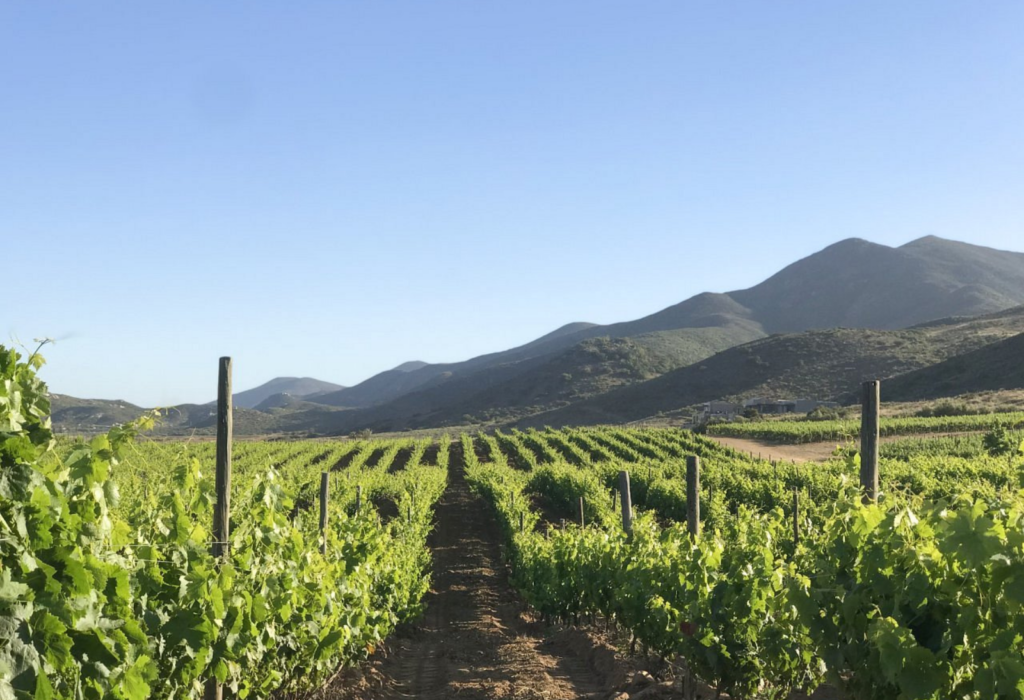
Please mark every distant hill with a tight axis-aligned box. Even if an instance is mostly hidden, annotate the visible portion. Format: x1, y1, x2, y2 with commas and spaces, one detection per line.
885, 331, 1024, 401
49, 395, 147, 432
232, 377, 344, 409
392, 361, 430, 373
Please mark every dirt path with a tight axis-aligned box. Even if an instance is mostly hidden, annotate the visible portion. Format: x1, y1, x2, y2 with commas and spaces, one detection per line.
711, 431, 985, 463
711, 436, 840, 463
333, 447, 628, 700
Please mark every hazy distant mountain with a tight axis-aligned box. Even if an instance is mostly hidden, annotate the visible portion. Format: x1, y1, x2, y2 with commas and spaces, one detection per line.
49, 395, 147, 432
231, 377, 344, 409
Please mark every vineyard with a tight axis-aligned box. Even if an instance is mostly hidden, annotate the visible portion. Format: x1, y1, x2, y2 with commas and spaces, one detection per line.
3, 347, 1024, 699
706, 411, 1024, 444
1, 348, 447, 699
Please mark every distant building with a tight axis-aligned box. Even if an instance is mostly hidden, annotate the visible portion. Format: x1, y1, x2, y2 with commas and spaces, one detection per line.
699, 401, 743, 421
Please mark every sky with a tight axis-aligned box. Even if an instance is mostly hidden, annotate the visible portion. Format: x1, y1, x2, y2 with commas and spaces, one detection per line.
3, 2, 1023, 406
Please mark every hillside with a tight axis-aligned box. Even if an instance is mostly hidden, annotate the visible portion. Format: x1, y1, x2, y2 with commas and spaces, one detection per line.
517, 305, 1024, 427
232, 377, 344, 409
885, 331, 1024, 401
294, 323, 761, 433
50, 395, 147, 433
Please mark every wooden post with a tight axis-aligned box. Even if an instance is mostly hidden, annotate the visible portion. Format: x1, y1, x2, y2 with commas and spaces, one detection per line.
860, 380, 880, 502
519, 511, 525, 533
618, 471, 633, 540
206, 357, 232, 700
792, 488, 800, 546
560, 518, 566, 531
578, 496, 585, 528
686, 455, 700, 538
319, 472, 329, 555
355, 485, 362, 512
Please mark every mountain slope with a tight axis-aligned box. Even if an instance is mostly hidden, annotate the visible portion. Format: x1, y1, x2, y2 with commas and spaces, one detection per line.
292, 321, 762, 433
49, 395, 146, 433
232, 377, 344, 409
518, 304, 1024, 427
885, 331, 1024, 401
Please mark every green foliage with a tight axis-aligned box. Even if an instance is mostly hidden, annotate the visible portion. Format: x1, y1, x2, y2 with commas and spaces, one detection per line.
0, 346, 446, 699
709, 411, 1024, 444
467, 425, 1024, 699
914, 401, 979, 418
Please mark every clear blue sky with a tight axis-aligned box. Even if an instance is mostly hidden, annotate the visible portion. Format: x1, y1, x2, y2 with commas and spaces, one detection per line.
4, 2, 1023, 406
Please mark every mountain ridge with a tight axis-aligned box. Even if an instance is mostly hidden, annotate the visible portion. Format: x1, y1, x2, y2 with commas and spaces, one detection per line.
48, 235, 1024, 435
306, 235, 1024, 414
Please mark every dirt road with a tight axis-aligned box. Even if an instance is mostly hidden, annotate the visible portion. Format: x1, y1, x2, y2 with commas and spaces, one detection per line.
329, 448, 630, 700
710, 436, 841, 462
711, 431, 984, 464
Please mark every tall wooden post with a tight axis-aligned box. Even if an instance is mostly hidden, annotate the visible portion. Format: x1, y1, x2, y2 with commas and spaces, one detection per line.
686, 455, 701, 538
618, 471, 633, 541
519, 511, 525, 533
206, 357, 232, 700
355, 485, 362, 512
578, 496, 585, 528
319, 473, 329, 555
792, 489, 800, 546
860, 380, 880, 502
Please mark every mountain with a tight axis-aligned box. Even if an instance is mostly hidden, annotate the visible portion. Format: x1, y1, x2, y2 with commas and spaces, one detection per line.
885, 331, 1024, 401
232, 377, 345, 409
48, 236, 1024, 436
306, 236, 1024, 414
730, 236, 1024, 332
294, 236, 1024, 429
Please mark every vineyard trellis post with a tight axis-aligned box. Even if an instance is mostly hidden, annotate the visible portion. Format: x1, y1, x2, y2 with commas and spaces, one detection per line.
686, 455, 700, 537
206, 356, 232, 700
578, 496, 585, 528
618, 471, 633, 541
792, 488, 800, 546
319, 472, 329, 555
356, 484, 362, 512
861, 380, 880, 502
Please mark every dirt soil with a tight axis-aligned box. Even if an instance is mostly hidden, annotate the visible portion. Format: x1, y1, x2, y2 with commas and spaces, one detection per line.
322, 446, 846, 700
710, 436, 842, 463
711, 432, 984, 463
325, 453, 638, 700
